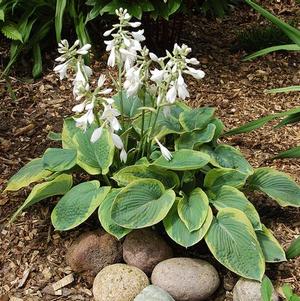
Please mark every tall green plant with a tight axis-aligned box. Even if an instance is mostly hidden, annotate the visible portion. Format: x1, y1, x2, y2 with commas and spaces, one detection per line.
5, 8, 300, 282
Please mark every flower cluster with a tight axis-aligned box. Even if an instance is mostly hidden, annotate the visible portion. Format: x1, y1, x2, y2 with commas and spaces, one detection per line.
53, 8, 205, 162
104, 8, 145, 71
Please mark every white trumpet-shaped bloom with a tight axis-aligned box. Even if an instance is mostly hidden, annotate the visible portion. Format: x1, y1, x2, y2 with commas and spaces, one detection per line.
155, 138, 172, 161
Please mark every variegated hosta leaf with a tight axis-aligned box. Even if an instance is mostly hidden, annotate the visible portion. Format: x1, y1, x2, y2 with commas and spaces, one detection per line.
210, 118, 224, 144
74, 126, 115, 175
175, 123, 216, 150
177, 188, 209, 232
62, 117, 79, 149
111, 179, 176, 229
133, 111, 182, 140
62, 118, 114, 175
51, 181, 111, 230
213, 144, 254, 175
256, 225, 286, 262
204, 168, 248, 193
43, 148, 77, 172
211, 185, 262, 230
113, 165, 180, 189
153, 149, 210, 171
164, 201, 213, 248
179, 107, 215, 131
5, 158, 52, 192
205, 208, 265, 281
98, 189, 131, 240
11, 174, 73, 222
247, 168, 300, 207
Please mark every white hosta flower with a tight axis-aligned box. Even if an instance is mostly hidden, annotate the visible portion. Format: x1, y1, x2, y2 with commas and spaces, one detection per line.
98, 74, 106, 87
120, 148, 127, 163
176, 73, 189, 100
131, 30, 145, 42
112, 133, 124, 149
101, 104, 121, 132
185, 58, 199, 65
54, 61, 69, 80
150, 69, 165, 83
91, 127, 103, 143
75, 109, 94, 131
184, 67, 205, 79
124, 66, 141, 96
155, 138, 172, 161
77, 44, 91, 55
107, 47, 116, 67
129, 22, 141, 28
72, 102, 86, 113
166, 85, 177, 104
149, 52, 159, 62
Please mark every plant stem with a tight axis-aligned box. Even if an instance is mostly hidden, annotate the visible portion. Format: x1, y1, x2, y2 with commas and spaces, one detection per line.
147, 106, 161, 157
118, 64, 125, 129
103, 174, 111, 186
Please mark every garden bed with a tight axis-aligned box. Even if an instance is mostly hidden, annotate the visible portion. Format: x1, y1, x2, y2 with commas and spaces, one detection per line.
0, 3, 299, 300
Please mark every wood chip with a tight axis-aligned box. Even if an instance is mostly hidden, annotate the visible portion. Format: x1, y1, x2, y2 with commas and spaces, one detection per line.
52, 274, 74, 291
17, 267, 31, 288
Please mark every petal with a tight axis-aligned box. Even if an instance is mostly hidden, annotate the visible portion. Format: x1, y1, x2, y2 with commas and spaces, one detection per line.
91, 127, 103, 143
112, 133, 124, 149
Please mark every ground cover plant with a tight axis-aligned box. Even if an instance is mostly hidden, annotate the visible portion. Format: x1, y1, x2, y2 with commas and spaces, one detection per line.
4, 7, 300, 284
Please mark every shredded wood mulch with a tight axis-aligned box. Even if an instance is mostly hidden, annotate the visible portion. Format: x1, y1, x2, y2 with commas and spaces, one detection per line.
0, 2, 299, 300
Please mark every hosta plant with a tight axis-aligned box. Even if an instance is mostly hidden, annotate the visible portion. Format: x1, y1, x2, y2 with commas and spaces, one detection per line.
5, 8, 300, 282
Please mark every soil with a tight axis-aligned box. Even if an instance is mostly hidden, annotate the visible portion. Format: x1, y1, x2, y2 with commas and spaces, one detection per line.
0, 1, 299, 300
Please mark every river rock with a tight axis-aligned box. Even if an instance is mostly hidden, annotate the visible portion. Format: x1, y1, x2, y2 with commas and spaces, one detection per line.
123, 228, 173, 274
66, 230, 122, 275
134, 285, 175, 301
93, 264, 149, 301
233, 278, 279, 301
151, 257, 220, 301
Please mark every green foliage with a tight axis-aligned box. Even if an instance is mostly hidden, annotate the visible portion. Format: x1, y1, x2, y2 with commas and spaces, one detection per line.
261, 275, 274, 301
7, 104, 300, 281
286, 236, 300, 259
282, 284, 300, 301
205, 208, 265, 281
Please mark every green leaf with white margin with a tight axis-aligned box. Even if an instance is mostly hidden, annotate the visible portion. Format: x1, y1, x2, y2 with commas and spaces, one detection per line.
213, 144, 254, 175
211, 185, 262, 230
111, 179, 176, 229
51, 181, 111, 230
74, 126, 114, 175
98, 189, 131, 240
256, 225, 286, 263
247, 168, 300, 207
178, 188, 209, 232
153, 149, 211, 171
205, 208, 265, 281
5, 158, 52, 192
204, 168, 248, 193
164, 200, 213, 248
62, 118, 79, 149
10, 174, 73, 222
43, 148, 77, 172
179, 107, 215, 131
113, 165, 180, 189
175, 123, 216, 150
